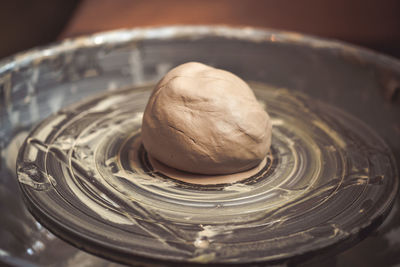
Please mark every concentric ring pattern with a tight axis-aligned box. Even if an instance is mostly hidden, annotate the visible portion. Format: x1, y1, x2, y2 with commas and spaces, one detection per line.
17, 82, 398, 265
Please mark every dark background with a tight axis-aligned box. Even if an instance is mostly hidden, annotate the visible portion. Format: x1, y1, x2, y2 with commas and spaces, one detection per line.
1, 0, 400, 60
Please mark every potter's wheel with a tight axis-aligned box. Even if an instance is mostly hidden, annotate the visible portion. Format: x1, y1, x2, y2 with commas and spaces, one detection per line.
2, 26, 400, 266
16, 81, 398, 265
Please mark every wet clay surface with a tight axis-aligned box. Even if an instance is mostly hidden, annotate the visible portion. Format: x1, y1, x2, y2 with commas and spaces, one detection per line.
16, 82, 398, 265
142, 62, 271, 175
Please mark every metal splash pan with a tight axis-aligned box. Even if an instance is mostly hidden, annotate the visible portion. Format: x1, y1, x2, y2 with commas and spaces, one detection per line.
1, 26, 399, 266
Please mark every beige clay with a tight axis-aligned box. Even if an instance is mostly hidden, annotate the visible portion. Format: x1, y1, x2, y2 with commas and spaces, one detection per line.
141, 62, 272, 175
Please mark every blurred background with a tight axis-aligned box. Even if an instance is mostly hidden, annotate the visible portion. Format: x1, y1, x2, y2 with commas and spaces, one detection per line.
0, 0, 400, 60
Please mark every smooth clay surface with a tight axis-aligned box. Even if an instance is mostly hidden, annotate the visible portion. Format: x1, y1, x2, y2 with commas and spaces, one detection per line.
141, 62, 272, 175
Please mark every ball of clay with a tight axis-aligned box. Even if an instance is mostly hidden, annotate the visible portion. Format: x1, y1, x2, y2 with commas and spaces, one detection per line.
141, 62, 272, 175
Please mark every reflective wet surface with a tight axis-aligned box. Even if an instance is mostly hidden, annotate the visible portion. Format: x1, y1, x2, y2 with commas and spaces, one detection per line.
16, 82, 398, 265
